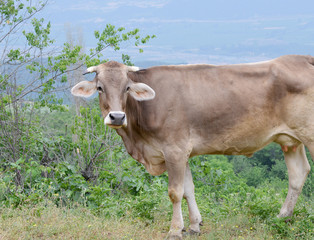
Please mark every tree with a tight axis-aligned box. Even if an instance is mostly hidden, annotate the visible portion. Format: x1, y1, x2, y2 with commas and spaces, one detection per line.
0, 0, 155, 188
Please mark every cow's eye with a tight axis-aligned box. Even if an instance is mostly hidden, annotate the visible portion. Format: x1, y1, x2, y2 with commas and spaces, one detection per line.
126, 86, 130, 92
97, 86, 103, 92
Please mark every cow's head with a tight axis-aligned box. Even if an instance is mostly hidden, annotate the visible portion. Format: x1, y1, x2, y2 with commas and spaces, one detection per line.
71, 61, 155, 129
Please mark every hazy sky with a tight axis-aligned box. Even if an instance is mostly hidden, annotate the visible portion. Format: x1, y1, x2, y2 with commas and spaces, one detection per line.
38, 0, 314, 65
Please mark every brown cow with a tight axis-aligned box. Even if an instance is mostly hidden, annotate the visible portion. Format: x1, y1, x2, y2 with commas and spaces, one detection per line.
71, 55, 313, 239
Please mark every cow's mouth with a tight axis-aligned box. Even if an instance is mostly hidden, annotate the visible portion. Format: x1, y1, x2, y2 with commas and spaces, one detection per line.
107, 124, 124, 129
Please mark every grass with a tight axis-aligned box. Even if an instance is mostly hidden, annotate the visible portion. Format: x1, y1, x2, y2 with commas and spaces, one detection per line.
0, 197, 312, 240
0, 202, 168, 240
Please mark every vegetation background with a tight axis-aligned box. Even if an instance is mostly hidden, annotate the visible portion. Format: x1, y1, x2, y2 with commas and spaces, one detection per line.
0, 1, 313, 239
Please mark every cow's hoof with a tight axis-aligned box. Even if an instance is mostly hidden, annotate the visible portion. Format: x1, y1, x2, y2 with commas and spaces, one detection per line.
277, 211, 292, 218
183, 229, 201, 237
165, 234, 182, 240
166, 236, 182, 240
189, 229, 201, 236
165, 230, 183, 240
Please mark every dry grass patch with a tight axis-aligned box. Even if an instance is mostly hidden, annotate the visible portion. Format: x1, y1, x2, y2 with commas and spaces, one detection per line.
0, 202, 170, 240
0, 200, 312, 240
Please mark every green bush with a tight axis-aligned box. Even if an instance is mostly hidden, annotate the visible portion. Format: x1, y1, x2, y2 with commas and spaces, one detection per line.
230, 155, 251, 174
230, 155, 266, 187
269, 159, 287, 180
191, 155, 238, 192
239, 166, 267, 187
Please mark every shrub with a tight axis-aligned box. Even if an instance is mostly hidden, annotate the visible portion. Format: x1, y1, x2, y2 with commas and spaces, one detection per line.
239, 166, 267, 187
269, 159, 287, 180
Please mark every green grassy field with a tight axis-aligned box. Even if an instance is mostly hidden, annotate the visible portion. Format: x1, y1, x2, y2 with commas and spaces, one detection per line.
0, 154, 312, 240
0, 193, 312, 240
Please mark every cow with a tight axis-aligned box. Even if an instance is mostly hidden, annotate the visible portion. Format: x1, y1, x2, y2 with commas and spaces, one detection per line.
71, 55, 313, 239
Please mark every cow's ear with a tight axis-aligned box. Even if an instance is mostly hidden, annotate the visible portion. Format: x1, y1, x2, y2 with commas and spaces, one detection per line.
71, 81, 97, 97
129, 83, 155, 101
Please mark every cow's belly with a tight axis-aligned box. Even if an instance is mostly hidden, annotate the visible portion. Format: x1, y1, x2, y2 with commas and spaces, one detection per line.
191, 134, 271, 157
191, 124, 302, 157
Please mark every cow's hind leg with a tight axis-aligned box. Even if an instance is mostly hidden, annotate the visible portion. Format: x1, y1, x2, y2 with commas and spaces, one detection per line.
183, 163, 202, 235
278, 143, 311, 217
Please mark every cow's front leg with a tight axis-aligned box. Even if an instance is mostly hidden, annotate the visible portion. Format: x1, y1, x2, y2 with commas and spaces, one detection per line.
165, 152, 187, 240
184, 163, 202, 235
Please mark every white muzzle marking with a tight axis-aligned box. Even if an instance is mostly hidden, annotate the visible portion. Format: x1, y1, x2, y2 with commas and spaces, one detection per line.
104, 111, 127, 129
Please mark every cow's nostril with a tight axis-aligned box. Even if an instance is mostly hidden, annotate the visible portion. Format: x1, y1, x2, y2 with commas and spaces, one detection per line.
109, 113, 115, 121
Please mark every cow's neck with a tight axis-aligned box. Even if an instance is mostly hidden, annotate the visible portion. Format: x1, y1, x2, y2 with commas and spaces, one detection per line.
116, 97, 146, 162
116, 70, 157, 162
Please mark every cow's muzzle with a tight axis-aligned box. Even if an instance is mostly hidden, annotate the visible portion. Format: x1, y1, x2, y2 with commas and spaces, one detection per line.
104, 111, 127, 129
